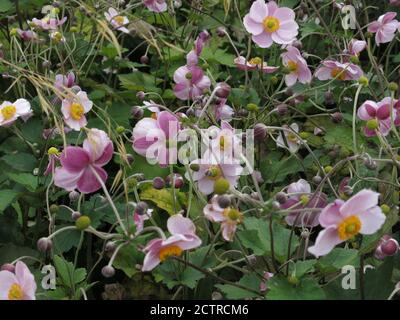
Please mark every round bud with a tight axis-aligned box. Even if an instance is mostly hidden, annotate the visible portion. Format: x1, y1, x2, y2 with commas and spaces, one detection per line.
75, 216, 91, 230
37, 237, 52, 252
166, 173, 184, 189
380, 204, 391, 215
366, 119, 379, 130
71, 211, 81, 221
324, 91, 335, 105
49, 204, 59, 214
101, 266, 115, 278
140, 55, 149, 64
126, 154, 134, 165
70, 26, 79, 33
215, 82, 231, 99
135, 201, 149, 215
131, 106, 144, 119
363, 158, 377, 170
247, 255, 257, 266
217, 195, 231, 208
287, 275, 299, 286
324, 166, 333, 174
237, 109, 249, 117
10, 28, 18, 37
48, 147, 59, 156
214, 178, 230, 195
301, 229, 310, 239
331, 112, 343, 123
312, 175, 322, 184
69, 191, 80, 202
136, 91, 145, 100
358, 76, 369, 86
216, 26, 226, 37
1, 263, 15, 273
190, 163, 200, 172
105, 241, 117, 253
246, 103, 259, 112
343, 185, 353, 197
42, 60, 52, 69
275, 192, 287, 204
153, 177, 165, 190
381, 239, 399, 256
277, 104, 288, 116
116, 126, 125, 134
389, 82, 398, 92
211, 291, 223, 300
292, 40, 302, 50
174, 0, 182, 8
271, 201, 280, 210
254, 123, 268, 141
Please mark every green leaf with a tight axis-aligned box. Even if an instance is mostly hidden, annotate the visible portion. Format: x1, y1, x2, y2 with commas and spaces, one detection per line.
118, 72, 161, 93
0, 243, 39, 265
1, 153, 37, 172
289, 260, 317, 279
316, 248, 359, 273
53, 255, 76, 288
0, 190, 19, 213
0, 0, 12, 12
140, 187, 187, 215
6, 172, 38, 191
112, 242, 145, 277
267, 276, 326, 300
215, 274, 260, 299
260, 155, 304, 183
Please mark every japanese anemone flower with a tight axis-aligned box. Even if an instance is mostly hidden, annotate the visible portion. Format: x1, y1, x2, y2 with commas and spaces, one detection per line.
368, 12, 399, 46
104, 8, 129, 33
281, 46, 312, 86
173, 65, 211, 101
315, 60, 363, 81
0, 99, 32, 126
142, 214, 201, 271
61, 91, 93, 131
243, 0, 299, 48
308, 190, 386, 257
234, 56, 278, 73
0, 261, 36, 300
143, 0, 167, 13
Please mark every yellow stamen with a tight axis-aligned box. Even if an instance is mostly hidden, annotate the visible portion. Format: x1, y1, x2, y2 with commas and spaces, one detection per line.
206, 165, 222, 181
223, 208, 243, 222
287, 132, 298, 142
151, 113, 157, 120
70, 103, 84, 120
337, 215, 362, 240
263, 16, 280, 33
113, 16, 125, 26
287, 60, 298, 73
159, 245, 183, 262
331, 68, 346, 81
249, 57, 263, 66
8, 283, 23, 300
1, 105, 17, 120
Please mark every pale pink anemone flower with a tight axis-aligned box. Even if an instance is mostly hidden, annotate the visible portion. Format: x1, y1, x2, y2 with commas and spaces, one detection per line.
55, 72, 81, 92
54, 129, 114, 194
173, 65, 211, 100
61, 91, 93, 131
213, 98, 234, 121
142, 214, 201, 271
204, 195, 244, 241
280, 179, 327, 228
104, 8, 129, 34
308, 189, 386, 257
206, 121, 242, 161
143, 0, 167, 13
357, 97, 399, 137
243, 0, 299, 48
234, 56, 278, 73
132, 111, 181, 166
188, 154, 243, 195
186, 31, 210, 66
259, 272, 274, 293
16, 29, 39, 42
30, 16, 67, 30
368, 12, 399, 46
315, 60, 363, 81
276, 123, 301, 153
281, 46, 312, 86
0, 261, 36, 300
347, 39, 366, 56
374, 235, 399, 260
134, 208, 153, 233
0, 99, 32, 127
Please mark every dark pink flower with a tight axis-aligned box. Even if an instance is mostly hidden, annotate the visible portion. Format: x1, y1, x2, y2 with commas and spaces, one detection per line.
173, 65, 211, 100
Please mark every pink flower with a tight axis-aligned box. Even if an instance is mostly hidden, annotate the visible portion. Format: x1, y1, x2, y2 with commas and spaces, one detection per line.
368, 12, 399, 46
276, 123, 301, 153
281, 46, 312, 86
204, 195, 243, 241
234, 56, 278, 73
30, 16, 67, 30
0, 261, 36, 300
104, 8, 129, 33
390, 0, 400, 7
55, 72, 80, 92
315, 60, 363, 81
173, 65, 211, 100
143, 0, 167, 13
16, 29, 39, 42
194, 30, 210, 56
132, 111, 181, 166
243, 0, 299, 48
357, 97, 399, 137
0, 99, 32, 127
259, 272, 274, 293
374, 235, 399, 260
54, 129, 114, 194
213, 98, 234, 121
142, 214, 201, 271
281, 179, 327, 227
134, 208, 153, 233
308, 190, 386, 257
347, 39, 366, 56
61, 91, 93, 131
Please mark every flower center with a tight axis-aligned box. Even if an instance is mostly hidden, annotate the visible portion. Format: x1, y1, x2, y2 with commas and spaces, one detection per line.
337, 215, 362, 240
113, 16, 125, 26
287, 60, 298, 73
331, 68, 346, 81
287, 132, 298, 142
205, 165, 222, 180
263, 16, 280, 33
249, 57, 263, 66
185, 72, 193, 80
70, 103, 84, 120
8, 283, 23, 300
223, 208, 242, 222
1, 105, 16, 120
158, 245, 183, 262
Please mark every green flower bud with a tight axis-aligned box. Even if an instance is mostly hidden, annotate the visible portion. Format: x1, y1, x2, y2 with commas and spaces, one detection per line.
75, 216, 91, 230
214, 178, 230, 195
